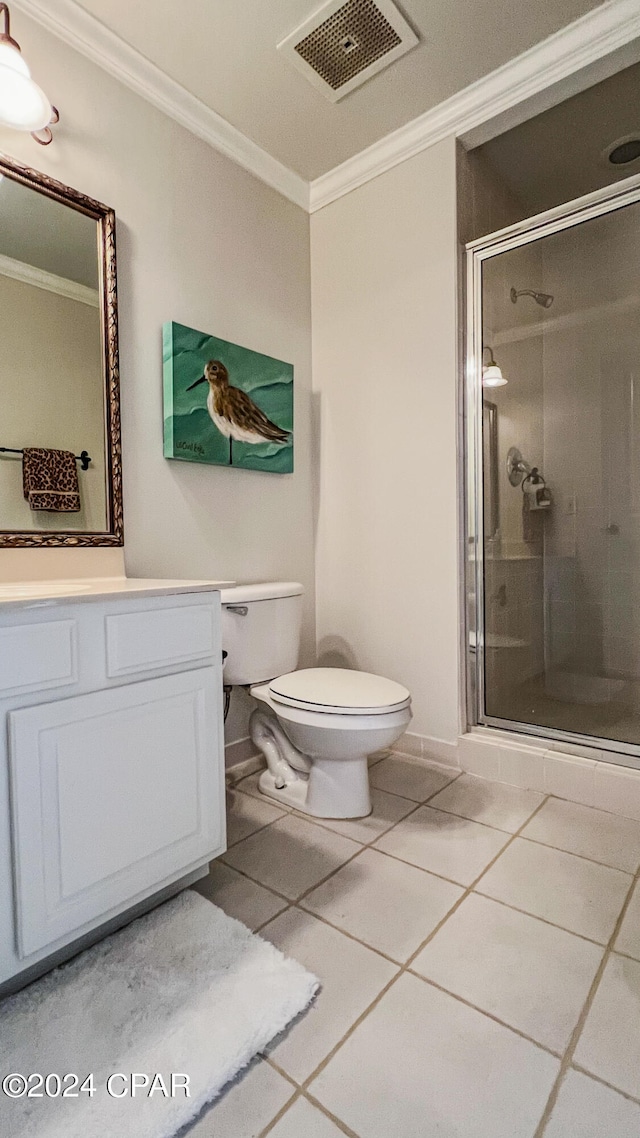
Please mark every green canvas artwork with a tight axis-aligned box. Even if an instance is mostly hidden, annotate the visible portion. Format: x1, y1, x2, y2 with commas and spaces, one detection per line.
163, 321, 294, 473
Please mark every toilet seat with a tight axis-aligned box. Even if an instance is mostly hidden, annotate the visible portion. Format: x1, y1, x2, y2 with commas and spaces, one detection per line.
269, 668, 411, 716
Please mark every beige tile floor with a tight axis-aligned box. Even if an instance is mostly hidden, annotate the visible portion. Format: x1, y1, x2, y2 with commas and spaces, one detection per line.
188, 755, 640, 1138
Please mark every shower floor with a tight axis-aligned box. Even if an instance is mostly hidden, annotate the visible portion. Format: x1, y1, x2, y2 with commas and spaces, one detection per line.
487, 672, 640, 750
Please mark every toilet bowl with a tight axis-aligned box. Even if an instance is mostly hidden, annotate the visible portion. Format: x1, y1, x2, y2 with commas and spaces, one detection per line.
250, 669, 411, 817
221, 584, 412, 819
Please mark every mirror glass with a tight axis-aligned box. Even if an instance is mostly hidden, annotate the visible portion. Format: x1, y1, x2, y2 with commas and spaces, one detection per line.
0, 167, 113, 537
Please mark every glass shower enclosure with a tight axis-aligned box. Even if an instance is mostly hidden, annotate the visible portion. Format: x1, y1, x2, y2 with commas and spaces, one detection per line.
466, 173, 640, 762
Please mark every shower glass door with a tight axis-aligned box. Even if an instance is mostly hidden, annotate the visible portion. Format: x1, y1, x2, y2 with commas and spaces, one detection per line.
466, 174, 640, 760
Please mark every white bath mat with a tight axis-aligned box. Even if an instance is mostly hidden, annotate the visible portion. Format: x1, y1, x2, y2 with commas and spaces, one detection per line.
0, 889, 318, 1138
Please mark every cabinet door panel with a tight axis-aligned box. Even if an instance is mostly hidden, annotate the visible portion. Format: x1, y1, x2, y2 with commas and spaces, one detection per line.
9, 669, 224, 957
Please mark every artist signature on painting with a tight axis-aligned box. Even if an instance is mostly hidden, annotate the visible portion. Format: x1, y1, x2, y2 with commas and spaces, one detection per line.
176, 440, 205, 456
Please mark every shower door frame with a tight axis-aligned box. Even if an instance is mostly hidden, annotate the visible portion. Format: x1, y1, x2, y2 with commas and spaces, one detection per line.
465, 170, 640, 762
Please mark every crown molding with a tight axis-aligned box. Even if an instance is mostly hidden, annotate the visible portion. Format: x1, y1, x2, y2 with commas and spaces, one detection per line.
11, 0, 310, 211
11, 0, 640, 218
0, 254, 99, 306
309, 0, 640, 212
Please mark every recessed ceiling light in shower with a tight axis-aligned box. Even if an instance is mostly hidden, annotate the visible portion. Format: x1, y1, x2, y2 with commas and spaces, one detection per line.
603, 135, 640, 167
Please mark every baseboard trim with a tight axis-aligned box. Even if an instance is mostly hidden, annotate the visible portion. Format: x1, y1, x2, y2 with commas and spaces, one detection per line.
226, 726, 640, 822
391, 727, 640, 821
458, 728, 640, 822
391, 731, 460, 767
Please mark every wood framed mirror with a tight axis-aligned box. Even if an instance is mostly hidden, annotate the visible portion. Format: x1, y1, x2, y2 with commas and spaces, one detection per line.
0, 154, 122, 547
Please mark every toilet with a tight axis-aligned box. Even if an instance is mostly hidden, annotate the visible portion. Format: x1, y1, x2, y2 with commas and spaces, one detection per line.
221, 582, 412, 819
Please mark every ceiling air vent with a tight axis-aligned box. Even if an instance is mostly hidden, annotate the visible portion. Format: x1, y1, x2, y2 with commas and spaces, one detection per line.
277, 0, 418, 102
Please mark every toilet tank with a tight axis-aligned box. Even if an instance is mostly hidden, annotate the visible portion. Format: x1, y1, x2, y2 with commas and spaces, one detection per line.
220, 582, 304, 685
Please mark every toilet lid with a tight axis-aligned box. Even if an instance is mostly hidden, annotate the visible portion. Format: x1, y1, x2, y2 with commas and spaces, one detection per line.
269, 668, 411, 716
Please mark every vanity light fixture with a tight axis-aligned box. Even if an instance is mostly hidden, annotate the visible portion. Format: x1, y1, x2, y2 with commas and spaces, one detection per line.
482, 345, 507, 388
0, 3, 58, 144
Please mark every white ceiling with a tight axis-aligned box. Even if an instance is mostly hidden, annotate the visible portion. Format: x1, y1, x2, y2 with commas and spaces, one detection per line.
70, 0, 603, 180
478, 59, 640, 214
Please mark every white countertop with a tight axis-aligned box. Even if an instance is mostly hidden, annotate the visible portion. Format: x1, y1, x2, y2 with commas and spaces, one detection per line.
0, 576, 235, 608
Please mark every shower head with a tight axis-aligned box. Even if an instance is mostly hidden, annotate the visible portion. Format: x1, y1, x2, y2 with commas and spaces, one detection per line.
510, 287, 554, 309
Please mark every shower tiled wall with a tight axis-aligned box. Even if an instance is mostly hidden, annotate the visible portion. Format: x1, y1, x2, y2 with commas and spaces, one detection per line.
482, 237, 547, 715
542, 205, 640, 691
484, 555, 545, 714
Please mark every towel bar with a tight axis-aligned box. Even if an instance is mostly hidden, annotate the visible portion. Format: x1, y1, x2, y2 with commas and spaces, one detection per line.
0, 448, 91, 471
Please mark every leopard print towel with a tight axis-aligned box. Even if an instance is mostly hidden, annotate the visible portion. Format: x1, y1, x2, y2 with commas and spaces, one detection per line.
22, 448, 81, 512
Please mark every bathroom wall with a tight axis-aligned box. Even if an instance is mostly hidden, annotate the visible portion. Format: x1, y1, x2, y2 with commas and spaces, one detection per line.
1, 12, 314, 759
311, 142, 536, 749
311, 140, 460, 748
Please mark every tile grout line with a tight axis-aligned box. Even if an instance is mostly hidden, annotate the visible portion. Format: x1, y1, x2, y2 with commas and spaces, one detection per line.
224, 775, 638, 960
230, 770, 640, 881
216, 764, 637, 1128
251, 776, 470, 955
570, 1061, 640, 1107
470, 890, 610, 948
258, 1059, 362, 1138
534, 790, 640, 826
293, 842, 625, 968
261, 864, 610, 994
258, 794, 555, 1113
225, 813, 288, 850
254, 905, 294, 936
291, 904, 400, 965
254, 1086, 301, 1138
301, 1089, 363, 1137
531, 865, 640, 1137
259, 1085, 363, 1138
608, 946, 640, 966
292, 796, 458, 904
363, 840, 508, 891
219, 768, 640, 1133
400, 793, 553, 971
516, 833, 640, 875
224, 770, 467, 917
228, 777, 623, 974
230, 763, 623, 921
224, 817, 637, 904
216, 860, 293, 905
403, 970, 563, 1059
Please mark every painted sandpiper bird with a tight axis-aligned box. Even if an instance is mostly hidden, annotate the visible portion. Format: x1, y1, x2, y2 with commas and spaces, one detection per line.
187, 360, 290, 465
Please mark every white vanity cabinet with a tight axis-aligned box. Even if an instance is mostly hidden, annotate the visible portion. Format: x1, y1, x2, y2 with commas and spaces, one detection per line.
0, 583, 228, 990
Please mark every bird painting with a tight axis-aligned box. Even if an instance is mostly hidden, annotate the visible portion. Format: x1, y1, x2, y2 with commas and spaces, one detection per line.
163, 321, 293, 473
187, 360, 291, 466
